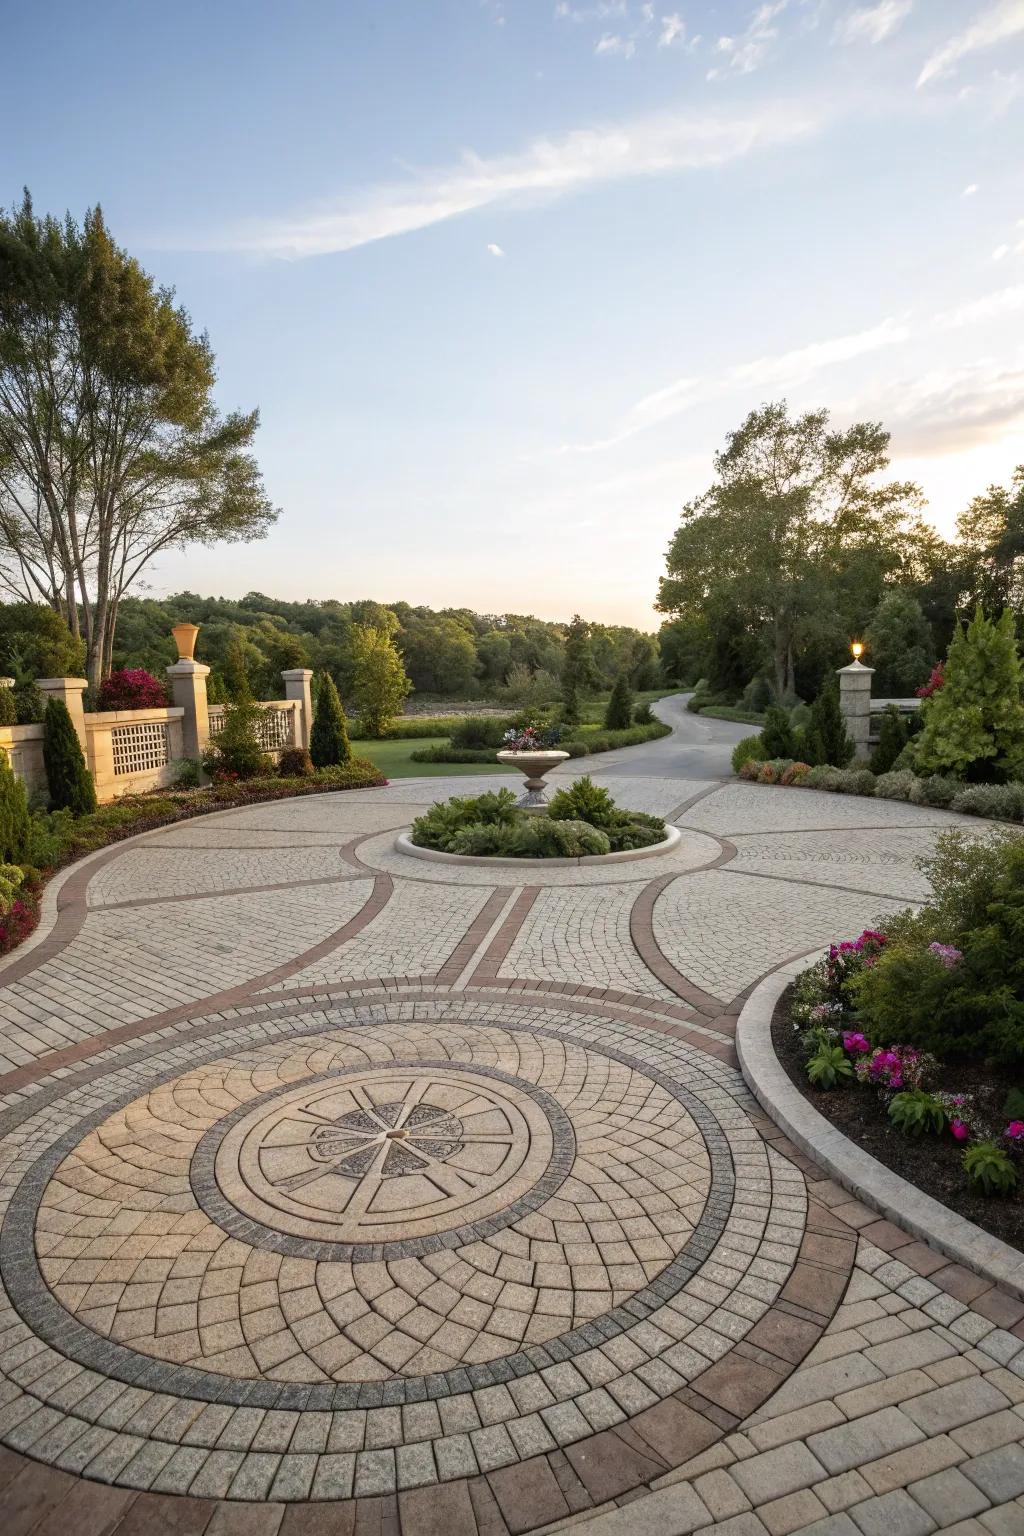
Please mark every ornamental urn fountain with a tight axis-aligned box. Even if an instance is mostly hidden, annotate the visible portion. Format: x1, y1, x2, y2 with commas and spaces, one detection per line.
496, 727, 569, 809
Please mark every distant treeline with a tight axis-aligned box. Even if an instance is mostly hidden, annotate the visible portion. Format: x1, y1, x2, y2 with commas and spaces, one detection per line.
110, 594, 662, 704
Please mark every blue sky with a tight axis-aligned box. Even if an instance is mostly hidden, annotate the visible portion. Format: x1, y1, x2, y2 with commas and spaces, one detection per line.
3, 0, 1023, 627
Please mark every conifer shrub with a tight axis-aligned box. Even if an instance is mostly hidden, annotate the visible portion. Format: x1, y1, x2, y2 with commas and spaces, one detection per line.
806, 682, 854, 767
760, 705, 796, 759
870, 704, 909, 775
732, 734, 763, 773
912, 607, 1024, 782
0, 748, 30, 864
309, 672, 352, 767
42, 699, 97, 814
603, 672, 634, 730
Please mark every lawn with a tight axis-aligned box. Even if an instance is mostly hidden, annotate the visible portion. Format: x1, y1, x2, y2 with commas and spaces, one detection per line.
349, 737, 518, 779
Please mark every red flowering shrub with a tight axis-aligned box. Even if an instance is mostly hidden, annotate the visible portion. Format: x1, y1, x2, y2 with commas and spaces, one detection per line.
96, 669, 169, 711
916, 662, 944, 699
0, 893, 40, 955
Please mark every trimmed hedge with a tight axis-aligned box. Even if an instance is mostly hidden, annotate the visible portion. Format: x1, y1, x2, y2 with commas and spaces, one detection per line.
737, 759, 1024, 825
411, 719, 670, 764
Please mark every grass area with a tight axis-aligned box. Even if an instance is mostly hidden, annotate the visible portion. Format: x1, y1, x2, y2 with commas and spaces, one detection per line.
694, 704, 766, 726
350, 737, 518, 779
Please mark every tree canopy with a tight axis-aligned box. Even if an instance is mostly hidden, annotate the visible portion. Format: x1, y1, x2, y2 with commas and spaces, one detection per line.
0, 192, 277, 685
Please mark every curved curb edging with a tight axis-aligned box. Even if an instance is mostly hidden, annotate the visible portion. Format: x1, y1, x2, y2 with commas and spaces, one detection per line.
736, 950, 1024, 1303
395, 823, 683, 867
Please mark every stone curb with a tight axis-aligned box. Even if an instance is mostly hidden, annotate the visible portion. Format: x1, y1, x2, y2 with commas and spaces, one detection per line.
736, 949, 1024, 1303
394, 824, 683, 867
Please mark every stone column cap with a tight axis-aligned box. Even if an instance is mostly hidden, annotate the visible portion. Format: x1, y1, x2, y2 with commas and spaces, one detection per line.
280, 668, 314, 680
37, 676, 88, 691
166, 659, 211, 678
836, 660, 875, 676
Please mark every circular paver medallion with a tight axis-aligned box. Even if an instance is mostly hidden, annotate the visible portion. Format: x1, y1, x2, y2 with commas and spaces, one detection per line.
202, 1062, 567, 1252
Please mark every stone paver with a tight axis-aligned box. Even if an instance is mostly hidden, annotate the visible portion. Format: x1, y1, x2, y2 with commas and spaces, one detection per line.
0, 762, 1018, 1534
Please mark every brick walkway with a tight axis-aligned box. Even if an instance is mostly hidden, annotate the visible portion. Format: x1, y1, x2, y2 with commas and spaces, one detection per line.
0, 770, 1021, 1536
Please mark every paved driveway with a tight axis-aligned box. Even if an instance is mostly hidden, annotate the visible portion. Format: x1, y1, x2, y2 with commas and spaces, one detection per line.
0, 756, 1020, 1536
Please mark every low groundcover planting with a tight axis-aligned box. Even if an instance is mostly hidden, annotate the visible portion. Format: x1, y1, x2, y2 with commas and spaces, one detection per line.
734, 755, 1024, 824
775, 828, 1024, 1244
410, 776, 665, 858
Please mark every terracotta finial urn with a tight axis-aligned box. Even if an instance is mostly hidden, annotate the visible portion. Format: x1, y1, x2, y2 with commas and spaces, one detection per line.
171, 622, 200, 661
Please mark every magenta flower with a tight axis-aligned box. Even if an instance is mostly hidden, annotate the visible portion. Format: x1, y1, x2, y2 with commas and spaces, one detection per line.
951, 1120, 969, 1141
1005, 1121, 1024, 1141
842, 1031, 871, 1054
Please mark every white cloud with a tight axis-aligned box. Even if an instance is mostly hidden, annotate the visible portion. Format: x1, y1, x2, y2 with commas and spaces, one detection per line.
486, 242, 505, 257
708, 1, 789, 79
658, 13, 685, 47
834, 1, 912, 46
917, 0, 1024, 88
962, 183, 978, 197
993, 244, 1012, 261
875, 360, 1024, 454
934, 284, 1024, 329
568, 316, 910, 450
595, 31, 636, 55
213, 102, 820, 258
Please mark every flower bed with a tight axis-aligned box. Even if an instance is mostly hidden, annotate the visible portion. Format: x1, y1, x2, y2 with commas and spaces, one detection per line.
409, 777, 666, 859
769, 826, 1024, 1247
0, 759, 385, 959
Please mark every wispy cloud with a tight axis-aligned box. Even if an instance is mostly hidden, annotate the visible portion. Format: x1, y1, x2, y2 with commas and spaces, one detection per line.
917, 0, 1024, 88
708, 1, 789, 80
962, 183, 979, 197
486, 242, 505, 257
834, 0, 912, 46
595, 31, 636, 55
658, 13, 685, 47
875, 361, 1024, 454
566, 316, 910, 451
212, 102, 820, 259
934, 284, 1024, 329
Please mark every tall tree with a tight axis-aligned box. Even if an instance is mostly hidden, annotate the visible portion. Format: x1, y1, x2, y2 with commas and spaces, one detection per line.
0, 192, 277, 686
657, 402, 926, 698
351, 625, 412, 736
865, 590, 933, 697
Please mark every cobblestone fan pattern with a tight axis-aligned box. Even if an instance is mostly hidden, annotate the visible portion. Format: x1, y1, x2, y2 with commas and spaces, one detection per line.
281, 885, 495, 987
500, 885, 679, 1002
0, 772, 1018, 1534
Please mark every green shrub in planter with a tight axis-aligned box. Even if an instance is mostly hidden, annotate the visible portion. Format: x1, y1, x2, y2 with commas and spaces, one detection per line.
950, 782, 1024, 821
875, 769, 918, 801
42, 699, 97, 815
909, 774, 962, 808
732, 735, 763, 774
963, 1141, 1018, 1197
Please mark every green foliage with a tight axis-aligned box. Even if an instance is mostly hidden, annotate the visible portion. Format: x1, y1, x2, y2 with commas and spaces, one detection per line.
0, 749, 29, 863
410, 782, 661, 859
450, 716, 515, 749
888, 1089, 949, 1137
12, 680, 45, 724
806, 1044, 854, 1088
561, 674, 580, 728
449, 818, 611, 859
870, 705, 910, 775
309, 672, 351, 767
806, 766, 874, 795
42, 699, 96, 814
865, 591, 933, 697
850, 829, 1024, 1066
909, 774, 962, 808
633, 701, 655, 725
562, 613, 598, 708
1004, 1087, 1024, 1119
547, 776, 618, 827
913, 608, 1024, 782
807, 682, 854, 767
760, 705, 796, 759
875, 769, 918, 801
278, 747, 314, 777
950, 783, 1024, 822
352, 626, 412, 736
0, 688, 16, 727
732, 735, 763, 773
963, 1141, 1019, 1197
603, 672, 634, 730
0, 862, 24, 917
202, 699, 270, 780
171, 758, 203, 790
0, 602, 86, 682
411, 790, 520, 851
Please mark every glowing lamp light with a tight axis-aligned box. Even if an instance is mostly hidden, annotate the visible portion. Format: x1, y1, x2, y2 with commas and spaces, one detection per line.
851, 642, 864, 661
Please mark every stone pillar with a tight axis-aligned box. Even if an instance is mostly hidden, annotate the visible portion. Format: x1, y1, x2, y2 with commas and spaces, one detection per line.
281, 668, 314, 749
37, 677, 89, 751
166, 660, 211, 760
837, 659, 875, 763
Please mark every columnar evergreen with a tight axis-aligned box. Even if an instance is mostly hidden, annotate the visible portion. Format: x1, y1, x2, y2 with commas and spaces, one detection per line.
913, 607, 1024, 781
42, 699, 97, 814
0, 748, 29, 863
603, 671, 634, 730
310, 672, 352, 767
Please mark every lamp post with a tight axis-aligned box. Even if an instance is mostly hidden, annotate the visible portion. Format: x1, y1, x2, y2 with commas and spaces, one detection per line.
836, 641, 874, 763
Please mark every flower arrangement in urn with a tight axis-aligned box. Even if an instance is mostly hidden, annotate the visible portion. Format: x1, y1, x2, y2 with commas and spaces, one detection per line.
497, 721, 569, 807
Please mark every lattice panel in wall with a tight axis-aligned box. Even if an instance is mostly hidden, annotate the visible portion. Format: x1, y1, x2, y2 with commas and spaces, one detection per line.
111, 721, 170, 777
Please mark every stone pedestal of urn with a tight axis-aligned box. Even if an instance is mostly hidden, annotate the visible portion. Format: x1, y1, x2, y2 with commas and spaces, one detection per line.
496, 749, 570, 809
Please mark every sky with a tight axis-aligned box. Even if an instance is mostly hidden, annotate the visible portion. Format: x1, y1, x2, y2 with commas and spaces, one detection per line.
3, 0, 1024, 630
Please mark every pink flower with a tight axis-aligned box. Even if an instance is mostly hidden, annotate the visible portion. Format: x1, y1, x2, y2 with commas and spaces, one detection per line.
951, 1120, 969, 1142
928, 942, 962, 970
1005, 1121, 1024, 1141
842, 1031, 871, 1054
